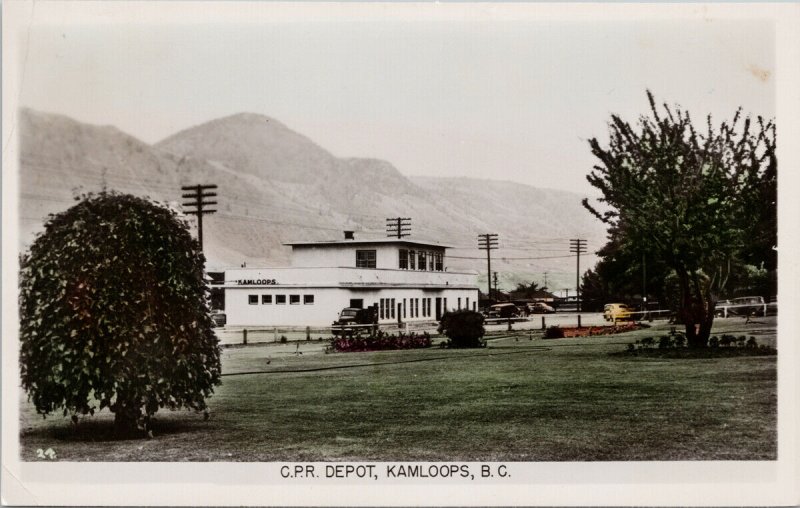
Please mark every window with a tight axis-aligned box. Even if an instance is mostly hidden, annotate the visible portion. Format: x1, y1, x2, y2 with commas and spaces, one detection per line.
248, 295, 258, 305
434, 252, 444, 271
262, 295, 272, 304
390, 298, 396, 319
290, 295, 300, 305
466, 297, 470, 310
399, 249, 409, 269
458, 297, 462, 310
304, 295, 314, 305
418, 251, 427, 271
356, 249, 377, 268
444, 298, 447, 312
409, 250, 416, 270
403, 298, 407, 319
276, 295, 286, 305
379, 298, 385, 320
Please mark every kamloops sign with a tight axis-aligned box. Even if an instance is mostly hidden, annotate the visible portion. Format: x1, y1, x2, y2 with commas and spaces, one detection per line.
236, 279, 277, 285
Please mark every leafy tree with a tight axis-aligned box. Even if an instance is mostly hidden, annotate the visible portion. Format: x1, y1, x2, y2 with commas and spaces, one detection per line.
19, 193, 222, 434
438, 310, 485, 348
509, 281, 542, 300
583, 91, 776, 347
581, 227, 673, 312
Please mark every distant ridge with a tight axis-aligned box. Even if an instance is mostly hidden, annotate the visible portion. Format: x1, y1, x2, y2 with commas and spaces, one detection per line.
19, 108, 605, 289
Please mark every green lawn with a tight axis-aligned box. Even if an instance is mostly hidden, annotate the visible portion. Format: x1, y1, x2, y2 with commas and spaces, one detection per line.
18, 318, 777, 461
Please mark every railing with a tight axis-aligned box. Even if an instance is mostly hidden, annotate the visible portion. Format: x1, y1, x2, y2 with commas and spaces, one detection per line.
218, 321, 441, 346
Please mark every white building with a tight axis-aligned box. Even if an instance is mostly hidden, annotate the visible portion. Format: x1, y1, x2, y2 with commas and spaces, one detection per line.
223, 235, 479, 327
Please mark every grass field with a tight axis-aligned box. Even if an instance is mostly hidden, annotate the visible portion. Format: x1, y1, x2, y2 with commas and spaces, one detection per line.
18, 318, 777, 461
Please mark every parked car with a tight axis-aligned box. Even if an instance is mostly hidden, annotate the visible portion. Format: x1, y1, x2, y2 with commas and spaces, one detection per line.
210, 310, 227, 327
528, 302, 556, 314
604, 303, 634, 322
331, 306, 378, 336
716, 296, 766, 317
485, 302, 521, 319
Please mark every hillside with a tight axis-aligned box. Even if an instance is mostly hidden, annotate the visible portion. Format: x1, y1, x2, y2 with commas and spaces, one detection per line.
18, 109, 605, 289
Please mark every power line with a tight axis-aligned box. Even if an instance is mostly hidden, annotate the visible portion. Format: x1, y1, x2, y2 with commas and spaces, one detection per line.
385, 217, 411, 238
182, 184, 218, 253
570, 238, 588, 312
478, 233, 498, 299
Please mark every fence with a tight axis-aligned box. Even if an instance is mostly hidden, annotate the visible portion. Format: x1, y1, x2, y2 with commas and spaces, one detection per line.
217, 307, 729, 346
217, 321, 442, 346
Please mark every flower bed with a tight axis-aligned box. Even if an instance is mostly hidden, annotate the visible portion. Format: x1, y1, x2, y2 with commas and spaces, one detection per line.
331, 332, 432, 352
544, 323, 644, 339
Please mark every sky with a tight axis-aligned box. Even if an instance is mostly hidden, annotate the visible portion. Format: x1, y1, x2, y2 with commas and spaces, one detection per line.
19, 12, 775, 196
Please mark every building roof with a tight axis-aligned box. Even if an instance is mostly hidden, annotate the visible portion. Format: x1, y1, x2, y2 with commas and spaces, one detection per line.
283, 238, 451, 249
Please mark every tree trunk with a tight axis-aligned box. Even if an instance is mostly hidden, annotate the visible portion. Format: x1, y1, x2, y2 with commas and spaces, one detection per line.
677, 267, 713, 348
112, 399, 142, 437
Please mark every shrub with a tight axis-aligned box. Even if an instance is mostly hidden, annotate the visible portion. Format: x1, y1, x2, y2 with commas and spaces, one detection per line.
280, 336, 288, 343
673, 334, 687, 348
626, 343, 636, 353
746, 337, 758, 348
640, 337, 655, 348
438, 310, 486, 348
19, 192, 221, 435
709, 336, 720, 348
719, 335, 733, 347
543, 325, 565, 339
658, 335, 673, 349
331, 332, 432, 352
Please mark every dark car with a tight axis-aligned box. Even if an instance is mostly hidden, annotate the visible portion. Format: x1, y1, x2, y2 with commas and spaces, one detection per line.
486, 303, 520, 319
332, 307, 378, 336
528, 302, 556, 314
210, 310, 227, 327
716, 296, 766, 317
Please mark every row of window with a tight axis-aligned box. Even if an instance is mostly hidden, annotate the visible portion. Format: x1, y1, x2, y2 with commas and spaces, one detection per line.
248, 294, 314, 305
398, 249, 444, 271
377, 296, 474, 320
354, 249, 446, 271
378, 297, 435, 320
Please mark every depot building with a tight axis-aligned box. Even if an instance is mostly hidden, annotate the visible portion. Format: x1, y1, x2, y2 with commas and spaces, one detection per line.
221, 233, 479, 327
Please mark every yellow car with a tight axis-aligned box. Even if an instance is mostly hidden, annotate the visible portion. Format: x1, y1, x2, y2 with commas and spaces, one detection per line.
604, 303, 634, 322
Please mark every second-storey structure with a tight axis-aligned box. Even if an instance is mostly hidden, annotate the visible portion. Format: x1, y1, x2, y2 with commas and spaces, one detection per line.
222, 234, 479, 327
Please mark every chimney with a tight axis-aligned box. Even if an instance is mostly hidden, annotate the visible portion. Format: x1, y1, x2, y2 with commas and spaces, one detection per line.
344, 230, 355, 240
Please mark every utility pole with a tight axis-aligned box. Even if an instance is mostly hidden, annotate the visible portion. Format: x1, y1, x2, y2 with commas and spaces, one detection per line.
386, 217, 411, 238
182, 184, 218, 252
569, 239, 587, 312
543, 272, 549, 291
642, 252, 647, 311
493, 272, 499, 298
478, 233, 498, 300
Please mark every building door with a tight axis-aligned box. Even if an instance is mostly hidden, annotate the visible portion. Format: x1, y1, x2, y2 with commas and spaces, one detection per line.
397, 302, 402, 324
350, 299, 363, 309
435, 298, 442, 320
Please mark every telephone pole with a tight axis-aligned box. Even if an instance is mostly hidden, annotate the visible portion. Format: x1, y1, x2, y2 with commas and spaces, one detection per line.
478, 233, 498, 300
493, 272, 499, 297
569, 239, 587, 312
386, 217, 411, 238
182, 184, 218, 252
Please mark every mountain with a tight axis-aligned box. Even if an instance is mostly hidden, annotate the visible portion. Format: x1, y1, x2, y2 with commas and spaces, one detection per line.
18, 109, 606, 290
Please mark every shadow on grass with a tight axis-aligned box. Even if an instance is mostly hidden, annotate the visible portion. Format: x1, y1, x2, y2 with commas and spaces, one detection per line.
24, 414, 206, 443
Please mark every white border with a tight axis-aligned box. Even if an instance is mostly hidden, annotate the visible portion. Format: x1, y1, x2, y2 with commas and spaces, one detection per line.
3, 2, 799, 506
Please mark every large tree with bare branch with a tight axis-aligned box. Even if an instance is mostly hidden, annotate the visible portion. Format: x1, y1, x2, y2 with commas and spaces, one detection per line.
583, 91, 776, 347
